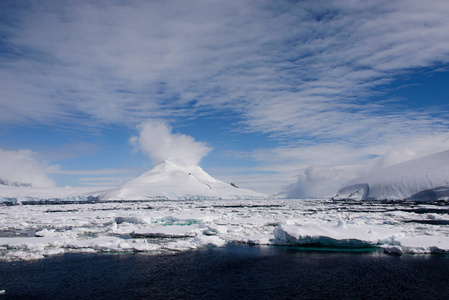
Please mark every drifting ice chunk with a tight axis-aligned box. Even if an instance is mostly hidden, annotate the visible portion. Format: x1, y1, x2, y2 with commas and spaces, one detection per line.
193, 235, 227, 248
273, 221, 396, 248
0, 236, 66, 249
43, 248, 65, 256
66, 236, 130, 251
164, 240, 197, 251
394, 236, 449, 254
3, 251, 44, 261
0, 236, 67, 261
131, 242, 160, 252
131, 225, 200, 238
115, 216, 153, 225
383, 245, 404, 255
239, 235, 272, 245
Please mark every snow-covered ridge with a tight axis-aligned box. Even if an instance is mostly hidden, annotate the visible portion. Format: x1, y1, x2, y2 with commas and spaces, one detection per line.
100, 160, 267, 200
334, 150, 449, 201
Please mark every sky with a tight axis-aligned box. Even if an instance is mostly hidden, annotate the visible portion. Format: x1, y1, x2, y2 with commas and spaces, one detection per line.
1, 0, 449, 196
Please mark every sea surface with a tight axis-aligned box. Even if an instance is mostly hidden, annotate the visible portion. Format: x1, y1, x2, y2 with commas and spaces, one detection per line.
1, 245, 449, 299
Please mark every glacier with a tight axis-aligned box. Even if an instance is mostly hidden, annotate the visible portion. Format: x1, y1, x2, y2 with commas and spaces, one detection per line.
335, 150, 449, 201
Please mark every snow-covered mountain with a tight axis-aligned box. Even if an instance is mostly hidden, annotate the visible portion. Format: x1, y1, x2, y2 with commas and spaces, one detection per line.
334, 150, 449, 201
100, 160, 267, 200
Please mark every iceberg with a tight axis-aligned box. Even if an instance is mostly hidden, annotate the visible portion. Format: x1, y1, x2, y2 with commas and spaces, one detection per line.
334, 150, 449, 201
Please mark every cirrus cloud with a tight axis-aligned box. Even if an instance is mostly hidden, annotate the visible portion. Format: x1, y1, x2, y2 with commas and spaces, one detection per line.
1, 0, 449, 194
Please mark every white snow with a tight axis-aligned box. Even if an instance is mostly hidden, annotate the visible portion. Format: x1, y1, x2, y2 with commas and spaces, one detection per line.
100, 160, 267, 200
335, 150, 449, 200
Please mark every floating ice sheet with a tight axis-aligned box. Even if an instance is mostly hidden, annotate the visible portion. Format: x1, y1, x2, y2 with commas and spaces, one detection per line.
272, 221, 396, 248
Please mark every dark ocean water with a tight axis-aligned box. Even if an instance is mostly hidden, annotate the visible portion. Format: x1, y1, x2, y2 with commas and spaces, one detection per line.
1, 245, 449, 299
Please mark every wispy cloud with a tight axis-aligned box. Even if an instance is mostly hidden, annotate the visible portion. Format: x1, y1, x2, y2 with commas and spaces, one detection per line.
1, 0, 449, 193
2, 0, 448, 133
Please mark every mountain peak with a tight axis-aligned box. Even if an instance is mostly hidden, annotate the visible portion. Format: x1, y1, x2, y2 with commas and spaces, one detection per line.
100, 162, 266, 200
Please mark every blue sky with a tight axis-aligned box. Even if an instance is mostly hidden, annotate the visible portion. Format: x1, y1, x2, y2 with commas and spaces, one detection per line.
1, 0, 449, 196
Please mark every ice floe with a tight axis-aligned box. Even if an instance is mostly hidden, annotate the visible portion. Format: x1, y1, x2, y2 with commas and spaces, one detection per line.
272, 220, 396, 248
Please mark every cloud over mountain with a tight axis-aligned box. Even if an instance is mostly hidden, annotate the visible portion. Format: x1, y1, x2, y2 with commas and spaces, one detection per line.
130, 120, 212, 166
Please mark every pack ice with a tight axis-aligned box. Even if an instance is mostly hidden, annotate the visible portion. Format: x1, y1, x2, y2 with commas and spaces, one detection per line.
335, 150, 449, 201
1, 198, 449, 261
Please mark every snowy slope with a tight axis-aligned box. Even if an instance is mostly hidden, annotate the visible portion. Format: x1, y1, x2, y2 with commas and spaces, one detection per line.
335, 150, 449, 200
100, 160, 267, 200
